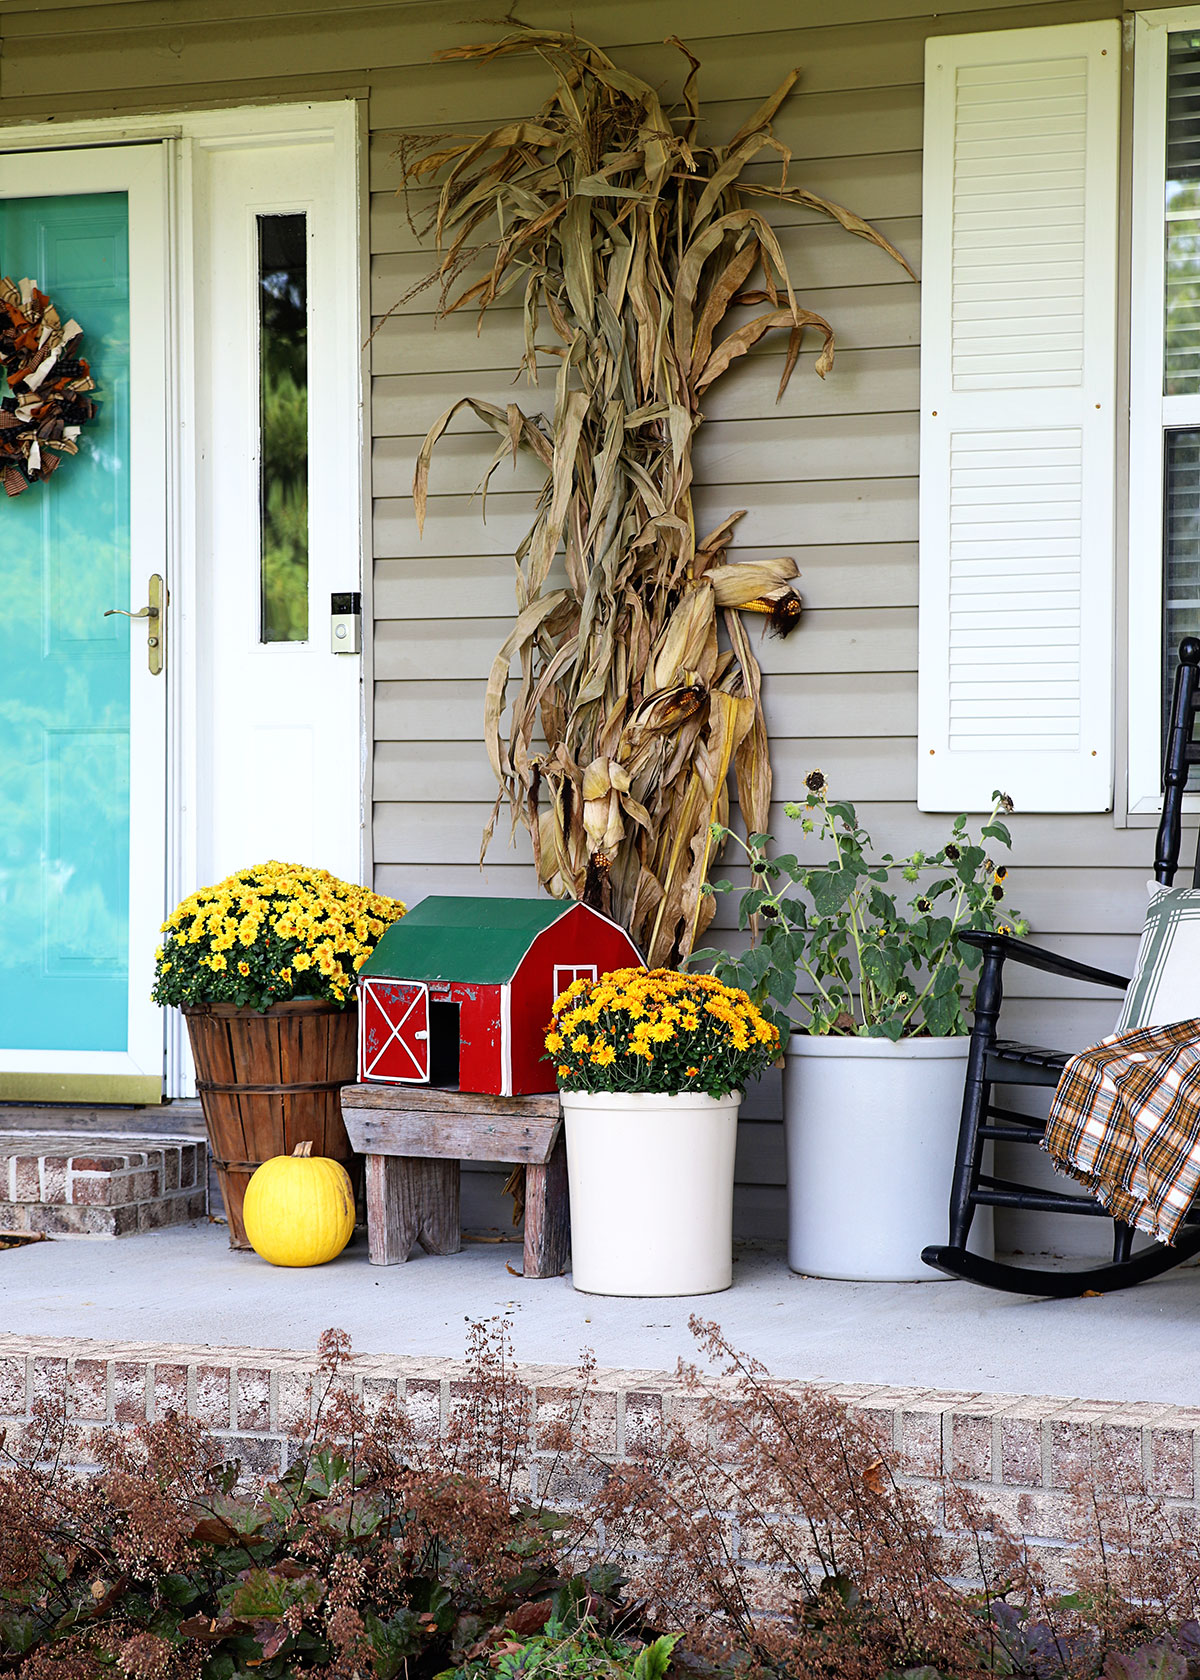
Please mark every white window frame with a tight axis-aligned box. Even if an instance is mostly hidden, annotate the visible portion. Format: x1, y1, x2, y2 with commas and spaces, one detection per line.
1129, 7, 1200, 812
553, 964, 597, 997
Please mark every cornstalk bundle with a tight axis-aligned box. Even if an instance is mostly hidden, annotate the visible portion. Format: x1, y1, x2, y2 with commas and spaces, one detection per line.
403, 29, 912, 965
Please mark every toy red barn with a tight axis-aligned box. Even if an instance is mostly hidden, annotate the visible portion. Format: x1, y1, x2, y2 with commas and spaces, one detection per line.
357, 896, 643, 1095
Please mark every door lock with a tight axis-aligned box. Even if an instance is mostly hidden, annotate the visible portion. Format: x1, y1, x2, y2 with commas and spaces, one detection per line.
104, 574, 167, 675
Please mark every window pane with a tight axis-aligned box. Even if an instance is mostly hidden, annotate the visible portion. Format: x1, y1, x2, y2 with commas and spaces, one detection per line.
258, 213, 308, 642
1166, 34, 1200, 393
0, 192, 131, 1050
1163, 431, 1200, 755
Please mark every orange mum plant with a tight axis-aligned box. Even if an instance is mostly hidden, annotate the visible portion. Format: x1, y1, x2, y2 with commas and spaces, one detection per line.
152, 863, 406, 1012
546, 966, 780, 1099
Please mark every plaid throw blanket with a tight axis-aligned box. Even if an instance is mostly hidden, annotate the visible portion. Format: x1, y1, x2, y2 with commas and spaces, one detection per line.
1043, 1018, 1200, 1244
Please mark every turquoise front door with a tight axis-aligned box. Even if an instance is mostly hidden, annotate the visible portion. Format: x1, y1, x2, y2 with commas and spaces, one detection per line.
0, 145, 168, 1101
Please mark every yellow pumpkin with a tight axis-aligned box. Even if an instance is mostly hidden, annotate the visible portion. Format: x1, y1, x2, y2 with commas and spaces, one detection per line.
242, 1142, 355, 1267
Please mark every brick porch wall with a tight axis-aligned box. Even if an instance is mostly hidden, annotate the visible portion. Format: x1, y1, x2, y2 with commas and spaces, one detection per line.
1, 1333, 1197, 1569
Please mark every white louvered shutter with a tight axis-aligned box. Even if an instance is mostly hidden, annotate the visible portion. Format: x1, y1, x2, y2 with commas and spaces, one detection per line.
918, 22, 1120, 812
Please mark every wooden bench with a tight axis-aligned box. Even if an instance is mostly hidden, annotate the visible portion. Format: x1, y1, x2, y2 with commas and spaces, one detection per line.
339, 1085, 569, 1279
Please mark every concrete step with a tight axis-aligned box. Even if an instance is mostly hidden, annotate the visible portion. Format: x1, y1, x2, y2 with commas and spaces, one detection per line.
0, 1101, 205, 1138
0, 1132, 208, 1237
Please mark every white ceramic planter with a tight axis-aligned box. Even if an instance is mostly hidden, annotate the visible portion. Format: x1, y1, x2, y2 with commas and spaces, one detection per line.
784, 1035, 991, 1282
561, 1089, 740, 1296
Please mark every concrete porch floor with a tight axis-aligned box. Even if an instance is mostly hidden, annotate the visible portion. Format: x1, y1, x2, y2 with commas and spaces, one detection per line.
0, 1218, 1198, 1407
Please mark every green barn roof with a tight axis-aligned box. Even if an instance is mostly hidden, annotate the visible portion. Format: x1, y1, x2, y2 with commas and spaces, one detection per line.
360, 896, 584, 985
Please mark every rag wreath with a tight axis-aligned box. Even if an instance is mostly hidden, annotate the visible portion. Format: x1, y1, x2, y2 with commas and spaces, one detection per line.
0, 276, 97, 497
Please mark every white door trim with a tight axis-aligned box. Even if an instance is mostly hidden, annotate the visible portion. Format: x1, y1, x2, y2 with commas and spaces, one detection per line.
0, 101, 368, 1102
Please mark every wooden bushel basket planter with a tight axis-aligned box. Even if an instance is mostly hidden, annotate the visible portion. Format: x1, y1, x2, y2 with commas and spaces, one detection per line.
184, 1000, 360, 1249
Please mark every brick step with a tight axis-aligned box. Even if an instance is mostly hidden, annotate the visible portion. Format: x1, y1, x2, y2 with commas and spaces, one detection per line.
0, 1134, 208, 1238
0, 1104, 514, 1236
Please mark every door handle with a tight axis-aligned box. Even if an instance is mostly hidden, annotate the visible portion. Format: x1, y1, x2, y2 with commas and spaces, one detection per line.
104, 573, 167, 675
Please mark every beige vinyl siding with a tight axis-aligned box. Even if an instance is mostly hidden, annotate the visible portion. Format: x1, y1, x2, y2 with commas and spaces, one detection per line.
0, 0, 1152, 1241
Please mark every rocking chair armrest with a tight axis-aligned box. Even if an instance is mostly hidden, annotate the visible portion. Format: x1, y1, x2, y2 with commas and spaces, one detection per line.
959, 931, 1129, 992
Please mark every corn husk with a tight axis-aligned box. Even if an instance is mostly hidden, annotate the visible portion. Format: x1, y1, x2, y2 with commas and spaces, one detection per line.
400, 28, 913, 964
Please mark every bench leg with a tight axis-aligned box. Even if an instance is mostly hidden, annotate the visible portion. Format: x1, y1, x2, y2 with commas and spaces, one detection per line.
365, 1154, 413, 1264
523, 1132, 569, 1279
364, 1156, 461, 1261
411, 1158, 461, 1256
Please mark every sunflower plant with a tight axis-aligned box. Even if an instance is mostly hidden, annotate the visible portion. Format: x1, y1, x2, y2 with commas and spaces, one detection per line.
693, 775, 1026, 1041
546, 967, 780, 1099
152, 862, 406, 1012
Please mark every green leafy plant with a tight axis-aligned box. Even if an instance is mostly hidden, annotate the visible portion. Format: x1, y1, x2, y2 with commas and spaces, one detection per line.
399, 27, 914, 965
693, 774, 1025, 1040
439, 1595, 677, 1680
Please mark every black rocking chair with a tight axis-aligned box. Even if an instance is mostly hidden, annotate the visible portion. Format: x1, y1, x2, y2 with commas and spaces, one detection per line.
921, 638, 1200, 1297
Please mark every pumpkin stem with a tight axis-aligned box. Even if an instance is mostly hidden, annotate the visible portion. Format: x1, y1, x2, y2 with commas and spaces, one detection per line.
292, 1141, 314, 1158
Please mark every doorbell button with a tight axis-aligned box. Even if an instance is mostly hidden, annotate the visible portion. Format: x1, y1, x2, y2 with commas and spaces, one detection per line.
330, 590, 362, 655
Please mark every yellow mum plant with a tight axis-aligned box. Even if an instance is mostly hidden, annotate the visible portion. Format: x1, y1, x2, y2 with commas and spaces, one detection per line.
152, 863, 405, 1012
547, 967, 780, 1099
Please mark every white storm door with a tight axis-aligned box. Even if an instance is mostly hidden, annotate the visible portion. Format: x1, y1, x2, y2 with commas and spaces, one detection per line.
0, 143, 168, 1103
193, 119, 362, 888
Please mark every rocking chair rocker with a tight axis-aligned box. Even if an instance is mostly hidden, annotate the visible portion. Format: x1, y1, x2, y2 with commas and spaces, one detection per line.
921, 638, 1200, 1297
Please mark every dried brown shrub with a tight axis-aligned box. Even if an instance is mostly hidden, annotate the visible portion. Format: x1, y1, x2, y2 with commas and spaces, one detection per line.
0, 1324, 608, 1678
585, 1317, 985, 1678
2, 1320, 1200, 1680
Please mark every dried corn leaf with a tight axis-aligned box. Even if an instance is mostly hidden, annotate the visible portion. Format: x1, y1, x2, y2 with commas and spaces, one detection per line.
695, 306, 834, 393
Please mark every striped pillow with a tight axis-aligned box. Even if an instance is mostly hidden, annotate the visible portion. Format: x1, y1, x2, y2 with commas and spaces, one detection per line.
1115, 884, 1200, 1033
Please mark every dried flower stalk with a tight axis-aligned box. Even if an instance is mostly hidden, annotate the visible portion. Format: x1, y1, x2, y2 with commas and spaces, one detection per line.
401, 29, 913, 963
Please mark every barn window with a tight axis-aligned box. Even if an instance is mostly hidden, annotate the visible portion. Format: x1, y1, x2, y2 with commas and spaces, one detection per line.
554, 965, 598, 999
